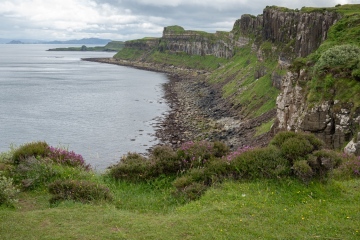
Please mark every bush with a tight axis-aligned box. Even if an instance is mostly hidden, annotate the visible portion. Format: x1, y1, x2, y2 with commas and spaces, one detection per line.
270, 131, 298, 148
177, 141, 227, 170
48, 179, 113, 204
313, 44, 360, 76
230, 146, 290, 179
271, 132, 324, 162
12, 141, 49, 164
280, 137, 314, 161
332, 155, 360, 179
352, 68, 360, 80
173, 182, 208, 201
293, 160, 314, 183
0, 145, 16, 164
212, 141, 230, 158
223, 146, 253, 162
108, 153, 151, 181
12, 157, 58, 190
48, 146, 90, 170
150, 145, 182, 175
0, 175, 19, 207
309, 150, 342, 177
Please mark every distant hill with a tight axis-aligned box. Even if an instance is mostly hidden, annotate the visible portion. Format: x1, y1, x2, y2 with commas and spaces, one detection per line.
45, 38, 112, 45
0, 38, 113, 44
6, 40, 25, 44
47, 41, 125, 52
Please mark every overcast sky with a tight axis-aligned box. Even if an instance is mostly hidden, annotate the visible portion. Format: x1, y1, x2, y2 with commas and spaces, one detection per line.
0, 0, 358, 41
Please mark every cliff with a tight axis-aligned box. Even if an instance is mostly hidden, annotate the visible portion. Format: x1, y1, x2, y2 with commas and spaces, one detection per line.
113, 4, 360, 154
232, 6, 341, 58
160, 26, 233, 58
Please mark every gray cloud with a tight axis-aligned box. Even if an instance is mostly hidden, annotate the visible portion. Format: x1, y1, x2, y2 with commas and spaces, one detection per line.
0, 0, 355, 41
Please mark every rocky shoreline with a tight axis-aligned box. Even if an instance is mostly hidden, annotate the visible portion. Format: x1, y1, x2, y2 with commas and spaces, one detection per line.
82, 57, 275, 150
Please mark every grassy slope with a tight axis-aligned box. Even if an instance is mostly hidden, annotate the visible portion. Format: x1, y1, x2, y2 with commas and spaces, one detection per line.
300, 4, 360, 109
1, 178, 359, 239
208, 44, 280, 118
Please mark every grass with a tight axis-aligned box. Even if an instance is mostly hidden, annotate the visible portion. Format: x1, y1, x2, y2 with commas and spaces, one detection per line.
1, 178, 359, 239
1, 133, 360, 239
113, 48, 147, 61
254, 118, 275, 136
147, 51, 228, 71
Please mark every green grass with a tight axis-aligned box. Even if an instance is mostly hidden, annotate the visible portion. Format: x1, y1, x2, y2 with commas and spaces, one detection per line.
255, 118, 275, 136
1, 178, 359, 239
147, 51, 228, 71
1, 135, 360, 239
113, 48, 147, 60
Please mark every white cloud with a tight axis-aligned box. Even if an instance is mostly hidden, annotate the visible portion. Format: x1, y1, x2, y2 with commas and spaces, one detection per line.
0, 0, 357, 41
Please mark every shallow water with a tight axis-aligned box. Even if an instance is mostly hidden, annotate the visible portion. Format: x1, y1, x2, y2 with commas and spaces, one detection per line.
0, 44, 169, 170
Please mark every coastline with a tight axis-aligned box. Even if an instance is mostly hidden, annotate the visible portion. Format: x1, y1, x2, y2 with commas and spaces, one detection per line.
82, 57, 275, 150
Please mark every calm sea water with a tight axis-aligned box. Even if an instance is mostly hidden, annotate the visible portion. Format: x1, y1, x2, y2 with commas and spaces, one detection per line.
0, 44, 169, 170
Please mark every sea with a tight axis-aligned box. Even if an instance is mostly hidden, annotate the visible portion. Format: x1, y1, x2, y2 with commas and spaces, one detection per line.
0, 44, 169, 171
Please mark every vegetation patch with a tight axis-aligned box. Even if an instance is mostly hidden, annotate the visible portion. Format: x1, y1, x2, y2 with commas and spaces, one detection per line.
254, 118, 275, 136
48, 179, 113, 204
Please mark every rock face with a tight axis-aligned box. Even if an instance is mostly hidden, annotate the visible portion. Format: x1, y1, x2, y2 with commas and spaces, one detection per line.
234, 7, 360, 154
125, 38, 159, 51
160, 26, 234, 58
233, 7, 341, 57
276, 69, 360, 152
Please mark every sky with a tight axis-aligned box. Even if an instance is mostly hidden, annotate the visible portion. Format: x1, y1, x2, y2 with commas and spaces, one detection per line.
0, 0, 359, 41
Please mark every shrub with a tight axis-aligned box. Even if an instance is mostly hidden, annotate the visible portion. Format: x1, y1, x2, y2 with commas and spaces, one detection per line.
309, 149, 342, 176
212, 141, 230, 158
313, 44, 360, 76
48, 179, 113, 204
177, 141, 227, 170
0, 175, 19, 207
108, 153, 151, 181
271, 132, 324, 162
293, 160, 314, 183
173, 182, 208, 201
270, 131, 298, 148
177, 141, 213, 168
280, 137, 314, 161
12, 156, 58, 190
224, 146, 253, 162
230, 146, 290, 179
12, 141, 49, 164
150, 145, 182, 175
332, 155, 360, 179
48, 146, 90, 170
352, 68, 360, 81
0, 145, 16, 164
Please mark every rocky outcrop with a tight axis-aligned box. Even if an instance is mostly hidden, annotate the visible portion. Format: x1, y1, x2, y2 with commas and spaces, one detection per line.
276, 69, 360, 153
233, 7, 341, 57
125, 38, 159, 51
160, 27, 233, 58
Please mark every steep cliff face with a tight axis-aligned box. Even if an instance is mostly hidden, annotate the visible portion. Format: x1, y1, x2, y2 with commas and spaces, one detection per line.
232, 7, 341, 57
125, 38, 159, 51
276, 71, 360, 151
160, 26, 233, 58
271, 6, 360, 153
232, 6, 360, 153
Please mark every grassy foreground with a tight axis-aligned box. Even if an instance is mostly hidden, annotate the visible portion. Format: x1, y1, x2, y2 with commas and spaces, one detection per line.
1, 134, 360, 239
1, 179, 359, 239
